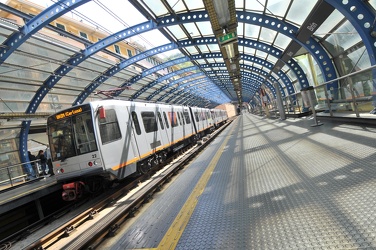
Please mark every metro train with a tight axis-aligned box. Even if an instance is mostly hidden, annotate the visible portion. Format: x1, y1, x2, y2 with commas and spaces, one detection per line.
46, 99, 228, 201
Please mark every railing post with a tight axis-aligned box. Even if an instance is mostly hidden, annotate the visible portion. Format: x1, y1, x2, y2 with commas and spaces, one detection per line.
6, 167, 13, 187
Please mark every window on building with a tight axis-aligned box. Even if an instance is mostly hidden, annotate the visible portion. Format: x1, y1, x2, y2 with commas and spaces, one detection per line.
127, 49, 132, 57
114, 44, 121, 54
56, 23, 66, 31
80, 31, 88, 39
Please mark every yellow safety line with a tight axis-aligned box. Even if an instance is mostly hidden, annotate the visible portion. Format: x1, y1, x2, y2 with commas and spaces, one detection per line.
156, 120, 236, 250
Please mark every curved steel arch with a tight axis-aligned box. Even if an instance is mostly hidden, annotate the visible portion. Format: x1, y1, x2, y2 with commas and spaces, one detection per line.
167, 81, 255, 104
136, 53, 288, 102
147, 72, 206, 100
24, 9, 337, 116
73, 19, 318, 105
131, 65, 199, 100
121, 38, 305, 101
26, 19, 157, 114
325, 0, 376, 65
326, 0, 376, 104
74, 42, 180, 104
155, 11, 337, 87
163, 78, 216, 102
235, 11, 338, 89
115, 56, 192, 96
12, 0, 91, 167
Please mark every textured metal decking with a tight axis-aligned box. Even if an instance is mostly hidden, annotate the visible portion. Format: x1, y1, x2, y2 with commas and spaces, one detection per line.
109, 113, 376, 249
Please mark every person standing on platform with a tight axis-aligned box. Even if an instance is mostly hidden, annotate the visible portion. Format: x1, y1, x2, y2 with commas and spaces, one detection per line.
27, 151, 36, 178
44, 147, 54, 176
37, 150, 47, 176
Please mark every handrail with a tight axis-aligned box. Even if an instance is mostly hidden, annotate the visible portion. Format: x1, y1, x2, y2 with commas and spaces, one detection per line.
0, 159, 41, 188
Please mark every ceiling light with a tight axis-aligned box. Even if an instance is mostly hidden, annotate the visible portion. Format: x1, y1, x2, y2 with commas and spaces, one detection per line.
213, 0, 231, 27
225, 44, 235, 59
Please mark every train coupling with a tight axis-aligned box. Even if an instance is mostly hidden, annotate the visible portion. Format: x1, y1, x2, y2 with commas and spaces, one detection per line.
62, 181, 85, 201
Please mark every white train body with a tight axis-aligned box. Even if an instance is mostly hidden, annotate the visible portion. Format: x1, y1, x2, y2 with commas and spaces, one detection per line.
211, 109, 228, 127
47, 100, 226, 185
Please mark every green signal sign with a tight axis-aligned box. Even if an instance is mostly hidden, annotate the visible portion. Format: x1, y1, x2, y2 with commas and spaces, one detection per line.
219, 32, 237, 44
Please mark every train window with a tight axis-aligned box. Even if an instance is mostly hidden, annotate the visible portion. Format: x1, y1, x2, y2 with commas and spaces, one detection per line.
141, 112, 158, 133
163, 112, 170, 128
98, 109, 121, 144
131, 111, 141, 135
201, 112, 206, 120
194, 111, 199, 122
168, 112, 179, 127
180, 112, 185, 125
177, 112, 182, 125
157, 112, 164, 130
183, 111, 191, 124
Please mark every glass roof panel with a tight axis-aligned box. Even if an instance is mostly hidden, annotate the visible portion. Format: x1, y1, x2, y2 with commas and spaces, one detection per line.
369, 0, 376, 11
266, 0, 291, 18
314, 10, 344, 38
206, 58, 218, 64
245, 0, 266, 12
182, 23, 200, 37
207, 44, 220, 52
195, 22, 215, 36
259, 27, 277, 45
265, 55, 278, 64
244, 23, 261, 39
255, 50, 268, 60
325, 20, 361, 53
143, 0, 169, 16
273, 33, 291, 50
184, 0, 205, 10
196, 44, 210, 53
235, 0, 244, 9
167, 0, 187, 13
166, 25, 188, 40
184, 46, 200, 55
244, 47, 256, 56
286, 0, 318, 26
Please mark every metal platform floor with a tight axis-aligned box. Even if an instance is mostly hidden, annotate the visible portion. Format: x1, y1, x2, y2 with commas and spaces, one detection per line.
101, 113, 376, 249
0, 175, 59, 214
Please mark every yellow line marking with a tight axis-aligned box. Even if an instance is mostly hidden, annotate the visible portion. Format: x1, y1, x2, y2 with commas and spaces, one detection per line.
157, 120, 236, 249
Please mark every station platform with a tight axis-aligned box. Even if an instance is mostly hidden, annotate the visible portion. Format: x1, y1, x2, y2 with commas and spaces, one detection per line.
0, 175, 59, 215
104, 113, 376, 249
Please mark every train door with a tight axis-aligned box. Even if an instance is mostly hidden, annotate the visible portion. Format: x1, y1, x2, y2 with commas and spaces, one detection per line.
97, 105, 139, 179
157, 106, 171, 147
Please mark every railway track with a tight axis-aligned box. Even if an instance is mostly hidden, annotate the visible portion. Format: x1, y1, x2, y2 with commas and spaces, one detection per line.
9, 119, 232, 250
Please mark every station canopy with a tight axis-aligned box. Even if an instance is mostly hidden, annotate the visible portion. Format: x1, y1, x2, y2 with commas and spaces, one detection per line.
0, 0, 375, 130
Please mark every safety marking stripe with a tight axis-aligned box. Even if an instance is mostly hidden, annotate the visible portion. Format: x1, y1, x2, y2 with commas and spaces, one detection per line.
156, 119, 237, 249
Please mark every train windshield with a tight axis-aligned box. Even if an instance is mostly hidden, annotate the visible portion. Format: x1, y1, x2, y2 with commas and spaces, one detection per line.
48, 110, 97, 161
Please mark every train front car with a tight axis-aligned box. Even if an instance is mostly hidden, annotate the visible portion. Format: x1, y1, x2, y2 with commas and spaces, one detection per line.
47, 104, 103, 201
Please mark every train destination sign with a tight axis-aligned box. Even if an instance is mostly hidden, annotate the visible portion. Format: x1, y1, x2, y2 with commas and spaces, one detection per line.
55, 107, 83, 120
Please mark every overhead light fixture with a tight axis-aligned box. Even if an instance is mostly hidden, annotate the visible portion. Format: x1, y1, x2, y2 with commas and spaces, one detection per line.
225, 43, 235, 59
213, 0, 231, 27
